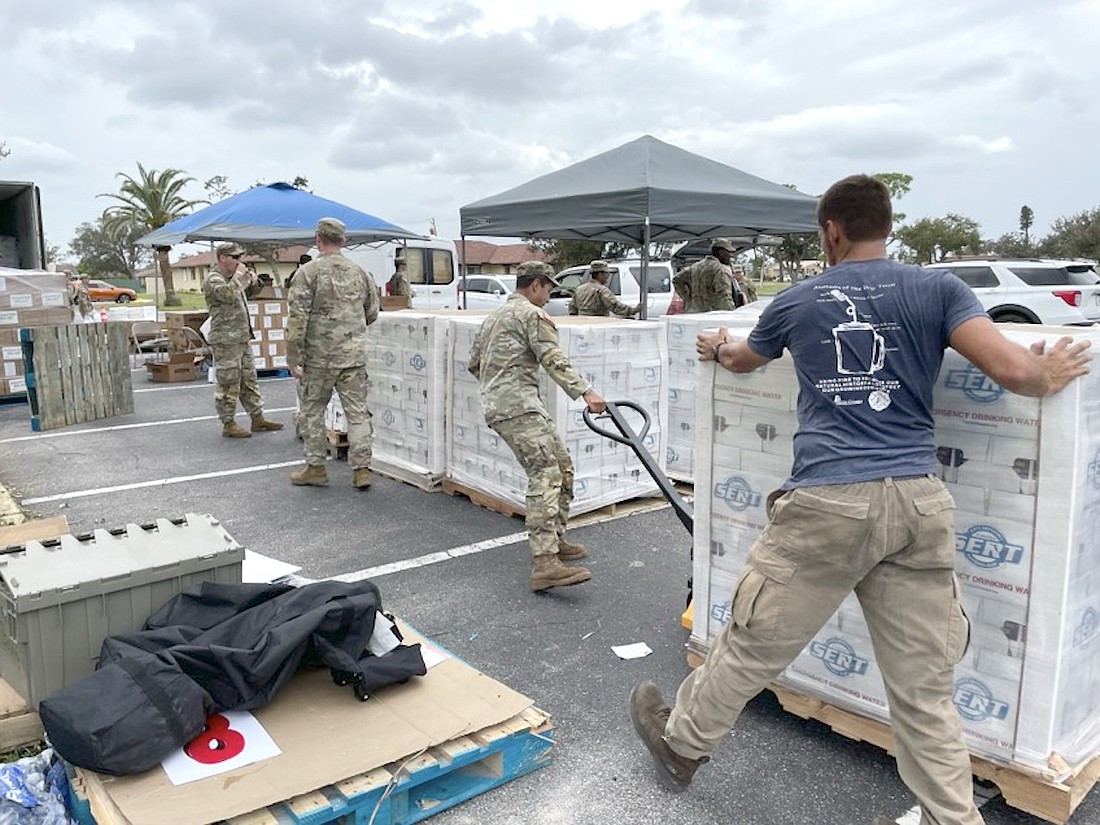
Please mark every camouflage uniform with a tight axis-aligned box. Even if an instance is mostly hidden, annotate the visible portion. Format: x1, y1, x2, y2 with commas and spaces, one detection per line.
569, 280, 637, 317
468, 293, 590, 557
70, 280, 93, 317
673, 255, 737, 313
203, 267, 265, 422
733, 270, 758, 303
387, 270, 411, 297
287, 251, 380, 470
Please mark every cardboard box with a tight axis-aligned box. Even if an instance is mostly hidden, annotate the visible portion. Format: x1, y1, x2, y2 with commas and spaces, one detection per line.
85, 624, 533, 825
381, 295, 411, 311
145, 353, 197, 383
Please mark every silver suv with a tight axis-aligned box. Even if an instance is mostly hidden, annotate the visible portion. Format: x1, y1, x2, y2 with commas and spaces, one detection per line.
925, 258, 1100, 325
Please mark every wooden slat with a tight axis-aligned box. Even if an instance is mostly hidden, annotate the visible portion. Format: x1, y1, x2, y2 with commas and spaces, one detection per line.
0, 515, 69, 546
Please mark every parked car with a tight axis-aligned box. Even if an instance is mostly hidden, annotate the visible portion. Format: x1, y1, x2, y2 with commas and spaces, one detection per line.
459, 275, 516, 310
545, 259, 675, 318
925, 258, 1100, 325
77, 278, 137, 303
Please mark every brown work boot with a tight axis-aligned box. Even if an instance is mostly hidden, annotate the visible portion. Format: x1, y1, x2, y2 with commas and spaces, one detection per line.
557, 538, 587, 561
352, 468, 372, 489
251, 416, 284, 432
222, 421, 251, 438
629, 681, 708, 792
290, 464, 329, 486
529, 554, 591, 592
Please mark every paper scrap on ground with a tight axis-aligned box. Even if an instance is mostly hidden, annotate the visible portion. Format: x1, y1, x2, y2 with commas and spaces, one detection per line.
612, 642, 653, 659
162, 710, 281, 785
419, 639, 451, 669
242, 549, 302, 583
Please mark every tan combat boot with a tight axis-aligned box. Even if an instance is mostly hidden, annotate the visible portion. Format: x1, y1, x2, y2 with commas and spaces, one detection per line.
222, 421, 251, 438
529, 554, 591, 592
352, 468, 372, 489
251, 416, 284, 432
290, 464, 329, 486
557, 538, 587, 561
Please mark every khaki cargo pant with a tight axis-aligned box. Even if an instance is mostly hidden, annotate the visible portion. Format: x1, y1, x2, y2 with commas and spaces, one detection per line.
211, 341, 263, 422
299, 365, 372, 470
666, 475, 983, 825
492, 412, 573, 557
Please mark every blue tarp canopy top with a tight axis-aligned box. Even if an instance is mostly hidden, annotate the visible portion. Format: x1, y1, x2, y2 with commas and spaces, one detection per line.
137, 182, 425, 246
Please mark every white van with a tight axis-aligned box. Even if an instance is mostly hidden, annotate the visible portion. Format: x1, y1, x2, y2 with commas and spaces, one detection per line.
546, 259, 676, 317
339, 238, 460, 310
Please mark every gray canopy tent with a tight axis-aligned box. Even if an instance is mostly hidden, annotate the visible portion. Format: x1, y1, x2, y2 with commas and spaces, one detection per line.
459, 135, 820, 316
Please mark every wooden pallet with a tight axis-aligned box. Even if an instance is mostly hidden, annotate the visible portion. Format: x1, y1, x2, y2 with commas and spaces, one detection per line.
441, 478, 524, 519
0, 391, 27, 406
68, 707, 553, 825
684, 647, 1099, 824
0, 678, 43, 753
325, 428, 349, 461
371, 458, 443, 492
443, 477, 687, 525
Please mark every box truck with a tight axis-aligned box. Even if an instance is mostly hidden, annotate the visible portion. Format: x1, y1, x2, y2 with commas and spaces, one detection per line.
0, 181, 46, 270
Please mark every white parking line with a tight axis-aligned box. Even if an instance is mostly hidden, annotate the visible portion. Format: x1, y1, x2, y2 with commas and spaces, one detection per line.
21, 460, 304, 505
0, 407, 298, 444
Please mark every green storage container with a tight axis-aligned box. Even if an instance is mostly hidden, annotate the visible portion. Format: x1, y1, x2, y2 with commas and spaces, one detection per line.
0, 513, 245, 708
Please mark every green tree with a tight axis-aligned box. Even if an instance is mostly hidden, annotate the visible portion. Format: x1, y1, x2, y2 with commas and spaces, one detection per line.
69, 214, 151, 278
985, 232, 1030, 258
100, 164, 204, 306
770, 233, 821, 281
290, 176, 311, 191
872, 172, 912, 225
0, 142, 9, 160
1037, 207, 1100, 261
526, 239, 605, 270
1019, 205, 1034, 250
895, 214, 982, 263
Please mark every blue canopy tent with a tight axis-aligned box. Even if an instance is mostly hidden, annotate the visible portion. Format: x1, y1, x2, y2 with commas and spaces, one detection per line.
137, 182, 425, 246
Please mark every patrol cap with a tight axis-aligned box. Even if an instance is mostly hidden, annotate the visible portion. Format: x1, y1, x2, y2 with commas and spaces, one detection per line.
711, 237, 735, 252
316, 217, 347, 240
215, 242, 245, 257
515, 260, 560, 286
589, 259, 610, 274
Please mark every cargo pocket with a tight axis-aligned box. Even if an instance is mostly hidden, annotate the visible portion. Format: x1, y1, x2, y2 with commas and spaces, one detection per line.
945, 575, 971, 667
730, 546, 798, 642
912, 488, 957, 568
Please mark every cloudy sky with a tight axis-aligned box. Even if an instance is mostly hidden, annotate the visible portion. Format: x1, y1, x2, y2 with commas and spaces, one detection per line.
2, 0, 1097, 258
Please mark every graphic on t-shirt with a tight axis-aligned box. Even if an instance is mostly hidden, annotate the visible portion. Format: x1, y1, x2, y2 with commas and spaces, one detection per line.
819, 289, 892, 411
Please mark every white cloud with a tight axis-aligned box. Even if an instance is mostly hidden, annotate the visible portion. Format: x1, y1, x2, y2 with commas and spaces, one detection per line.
0, 0, 1097, 250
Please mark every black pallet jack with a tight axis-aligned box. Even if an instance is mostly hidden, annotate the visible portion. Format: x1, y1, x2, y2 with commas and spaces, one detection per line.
583, 400, 696, 622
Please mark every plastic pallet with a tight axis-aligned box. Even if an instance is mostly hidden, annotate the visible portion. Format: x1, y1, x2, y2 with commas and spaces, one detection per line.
69, 707, 553, 825
257, 367, 291, 379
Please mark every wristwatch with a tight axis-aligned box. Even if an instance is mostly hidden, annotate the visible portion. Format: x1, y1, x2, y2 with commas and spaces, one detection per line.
711, 340, 725, 362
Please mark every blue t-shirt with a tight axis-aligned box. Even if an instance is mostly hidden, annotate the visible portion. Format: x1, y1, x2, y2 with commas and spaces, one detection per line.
747, 259, 986, 487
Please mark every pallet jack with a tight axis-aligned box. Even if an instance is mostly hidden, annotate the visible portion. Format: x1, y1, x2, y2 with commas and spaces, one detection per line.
583, 401, 696, 628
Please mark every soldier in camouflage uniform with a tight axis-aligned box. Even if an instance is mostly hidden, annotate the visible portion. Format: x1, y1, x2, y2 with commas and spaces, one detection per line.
672, 238, 743, 312
387, 259, 411, 298
70, 275, 94, 321
468, 261, 607, 592
203, 243, 284, 439
286, 217, 380, 489
568, 260, 643, 317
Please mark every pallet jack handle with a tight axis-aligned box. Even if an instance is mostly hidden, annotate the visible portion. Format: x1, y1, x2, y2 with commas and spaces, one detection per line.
583, 401, 694, 536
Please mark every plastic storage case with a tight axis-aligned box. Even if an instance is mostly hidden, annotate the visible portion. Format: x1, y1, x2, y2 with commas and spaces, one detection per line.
0, 513, 245, 707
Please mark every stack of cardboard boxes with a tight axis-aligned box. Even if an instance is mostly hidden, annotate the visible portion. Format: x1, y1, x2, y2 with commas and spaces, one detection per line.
690, 325, 1100, 773
0, 269, 72, 395
448, 316, 667, 516
247, 299, 289, 371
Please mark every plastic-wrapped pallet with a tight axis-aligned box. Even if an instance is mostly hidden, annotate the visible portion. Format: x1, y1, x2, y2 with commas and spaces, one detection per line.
448, 315, 667, 516
689, 325, 1100, 775
664, 311, 759, 483
325, 312, 449, 486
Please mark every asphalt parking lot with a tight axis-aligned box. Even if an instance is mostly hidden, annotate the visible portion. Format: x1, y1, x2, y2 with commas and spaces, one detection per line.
0, 368, 1095, 825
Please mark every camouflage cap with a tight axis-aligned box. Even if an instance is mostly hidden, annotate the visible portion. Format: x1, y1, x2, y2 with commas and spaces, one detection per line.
215, 242, 245, 257
316, 217, 347, 240
589, 259, 610, 274
711, 237, 735, 252
516, 260, 560, 285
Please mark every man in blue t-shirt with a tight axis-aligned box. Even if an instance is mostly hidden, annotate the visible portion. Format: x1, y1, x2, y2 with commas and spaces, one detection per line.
629, 175, 1091, 825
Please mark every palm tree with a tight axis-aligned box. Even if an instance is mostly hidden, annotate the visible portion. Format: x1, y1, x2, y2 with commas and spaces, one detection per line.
100, 164, 204, 306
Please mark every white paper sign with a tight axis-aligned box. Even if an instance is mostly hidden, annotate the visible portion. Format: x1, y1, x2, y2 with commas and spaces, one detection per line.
611, 642, 654, 660
161, 710, 281, 785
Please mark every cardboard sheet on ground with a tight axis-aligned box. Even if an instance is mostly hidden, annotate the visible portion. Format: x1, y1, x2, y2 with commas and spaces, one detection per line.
88, 623, 532, 825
